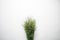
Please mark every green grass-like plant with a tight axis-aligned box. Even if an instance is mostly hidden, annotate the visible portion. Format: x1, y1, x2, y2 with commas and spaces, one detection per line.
24, 18, 36, 40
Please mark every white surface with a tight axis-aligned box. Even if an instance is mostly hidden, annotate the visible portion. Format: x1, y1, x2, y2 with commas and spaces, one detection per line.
0, 0, 60, 40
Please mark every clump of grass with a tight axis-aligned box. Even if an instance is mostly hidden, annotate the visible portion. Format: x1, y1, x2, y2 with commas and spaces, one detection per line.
24, 18, 36, 40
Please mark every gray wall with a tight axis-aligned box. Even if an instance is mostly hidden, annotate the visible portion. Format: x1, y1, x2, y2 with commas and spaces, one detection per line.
0, 0, 60, 40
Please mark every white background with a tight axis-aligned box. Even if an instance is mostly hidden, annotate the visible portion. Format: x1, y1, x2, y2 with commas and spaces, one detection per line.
0, 0, 60, 40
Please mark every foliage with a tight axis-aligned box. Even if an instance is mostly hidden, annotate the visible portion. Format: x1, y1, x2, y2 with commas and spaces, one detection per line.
24, 18, 36, 40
